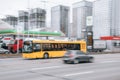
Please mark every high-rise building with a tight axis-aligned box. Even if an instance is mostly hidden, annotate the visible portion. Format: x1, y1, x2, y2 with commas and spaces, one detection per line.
2, 15, 18, 28
93, 0, 120, 39
111, 0, 120, 36
93, 0, 120, 52
51, 5, 70, 37
93, 0, 111, 39
18, 8, 46, 31
30, 8, 46, 30
73, 0, 93, 39
18, 11, 29, 31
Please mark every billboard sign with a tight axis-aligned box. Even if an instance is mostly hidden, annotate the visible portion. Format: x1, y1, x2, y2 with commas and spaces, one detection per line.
100, 36, 120, 40
86, 16, 93, 26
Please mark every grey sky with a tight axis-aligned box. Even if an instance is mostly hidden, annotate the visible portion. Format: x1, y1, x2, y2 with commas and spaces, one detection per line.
0, 0, 95, 26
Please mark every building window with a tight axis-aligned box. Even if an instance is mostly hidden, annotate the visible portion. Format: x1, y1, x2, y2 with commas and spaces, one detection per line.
113, 42, 120, 47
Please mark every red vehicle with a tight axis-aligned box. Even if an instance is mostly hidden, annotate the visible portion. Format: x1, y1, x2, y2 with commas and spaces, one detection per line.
8, 39, 23, 53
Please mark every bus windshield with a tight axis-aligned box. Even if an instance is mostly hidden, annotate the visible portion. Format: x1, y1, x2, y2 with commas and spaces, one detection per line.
23, 41, 33, 53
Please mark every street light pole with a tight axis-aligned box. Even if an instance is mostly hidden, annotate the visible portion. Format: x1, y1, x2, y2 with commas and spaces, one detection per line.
17, 27, 20, 54
28, 0, 31, 38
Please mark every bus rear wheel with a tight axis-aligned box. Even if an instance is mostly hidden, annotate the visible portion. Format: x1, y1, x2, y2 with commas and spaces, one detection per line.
43, 53, 49, 59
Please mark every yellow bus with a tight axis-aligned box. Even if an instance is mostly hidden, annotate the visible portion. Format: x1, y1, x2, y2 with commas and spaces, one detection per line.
22, 40, 87, 59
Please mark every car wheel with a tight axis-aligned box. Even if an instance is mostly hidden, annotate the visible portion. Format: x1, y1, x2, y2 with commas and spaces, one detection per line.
43, 53, 49, 59
63, 60, 68, 64
73, 59, 79, 64
5, 51, 9, 54
89, 57, 94, 63
11, 50, 16, 54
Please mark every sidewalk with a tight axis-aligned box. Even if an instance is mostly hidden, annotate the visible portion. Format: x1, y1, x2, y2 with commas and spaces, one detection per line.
0, 54, 22, 58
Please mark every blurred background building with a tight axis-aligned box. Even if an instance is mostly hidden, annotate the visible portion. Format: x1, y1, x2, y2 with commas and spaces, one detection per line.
2, 8, 46, 31
111, 0, 120, 36
51, 5, 70, 37
2, 15, 18, 29
93, 0, 120, 39
30, 8, 46, 30
93, 0, 111, 39
93, 0, 120, 52
18, 11, 28, 31
73, 0, 93, 39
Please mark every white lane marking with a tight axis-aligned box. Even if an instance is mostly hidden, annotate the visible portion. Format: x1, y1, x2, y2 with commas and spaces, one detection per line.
31, 66, 62, 70
1, 66, 63, 74
100, 61, 120, 63
64, 71, 94, 77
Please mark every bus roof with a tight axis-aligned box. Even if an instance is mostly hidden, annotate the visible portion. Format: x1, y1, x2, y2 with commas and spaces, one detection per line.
32, 40, 86, 44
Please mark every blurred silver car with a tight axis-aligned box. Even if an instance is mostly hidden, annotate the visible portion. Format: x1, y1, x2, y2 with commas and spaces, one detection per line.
63, 50, 94, 64
0, 48, 10, 54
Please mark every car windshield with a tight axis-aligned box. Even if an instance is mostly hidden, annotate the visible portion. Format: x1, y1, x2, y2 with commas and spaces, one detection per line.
23, 41, 33, 53
66, 50, 77, 54
79, 51, 85, 54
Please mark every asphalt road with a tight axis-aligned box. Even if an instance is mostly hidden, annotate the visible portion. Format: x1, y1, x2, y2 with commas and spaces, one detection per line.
0, 53, 120, 80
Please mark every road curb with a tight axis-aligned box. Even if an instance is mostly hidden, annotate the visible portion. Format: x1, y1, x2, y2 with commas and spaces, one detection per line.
0, 52, 120, 58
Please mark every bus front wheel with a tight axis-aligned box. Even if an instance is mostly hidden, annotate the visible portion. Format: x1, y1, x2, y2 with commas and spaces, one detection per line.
43, 53, 49, 59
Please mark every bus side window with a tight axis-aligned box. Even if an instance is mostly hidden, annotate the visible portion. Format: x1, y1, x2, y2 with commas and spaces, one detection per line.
74, 44, 80, 50
33, 43, 41, 52
77, 44, 80, 50
42, 44, 47, 51
67, 44, 70, 50
59, 44, 64, 50
63, 44, 67, 50
72, 44, 76, 50
43, 44, 50, 51
67, 44, 72, 50
70, 44, 74, 50
57, 44, 63, 51
57, 44, 61, 50
48, 44, 51, 51
51, 44, 55, 51
54, 44, 58, 50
